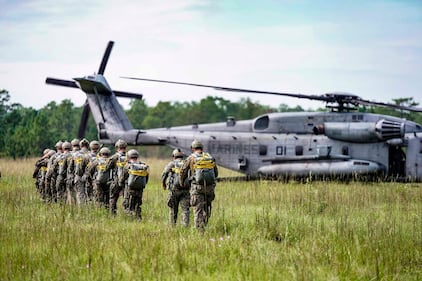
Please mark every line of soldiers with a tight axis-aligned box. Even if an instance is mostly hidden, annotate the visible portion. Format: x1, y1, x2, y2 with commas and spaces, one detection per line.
34, 139, 218, 229
33, 138, 149, 220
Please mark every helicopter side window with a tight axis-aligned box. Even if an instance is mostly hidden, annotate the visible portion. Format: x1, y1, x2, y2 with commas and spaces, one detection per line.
254, 115, 269, 130
259, 145, 267, 156
276, 146, 283, 155
295, 145, 303, 156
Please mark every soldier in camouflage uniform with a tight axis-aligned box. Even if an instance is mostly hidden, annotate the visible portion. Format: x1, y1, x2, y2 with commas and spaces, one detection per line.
85, 140, 100, 202
65, 138, 81, 205
119, 149, 149, 220
33, 149, 53, 200
45, 141, 63, 203
68, 138, 90, 205
161, 149, 190, 226
51, 141, 73, 203
180, 140, 218, 230
86, 147, 112, 208
107, 139, 128, 215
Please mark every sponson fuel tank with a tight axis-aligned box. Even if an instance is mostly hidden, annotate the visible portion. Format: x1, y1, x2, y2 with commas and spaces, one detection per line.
257, 159, 385, 178
322, 119, 404, 143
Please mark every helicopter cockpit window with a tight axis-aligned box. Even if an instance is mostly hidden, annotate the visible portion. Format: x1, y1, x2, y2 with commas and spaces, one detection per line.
254, 115, 269, 130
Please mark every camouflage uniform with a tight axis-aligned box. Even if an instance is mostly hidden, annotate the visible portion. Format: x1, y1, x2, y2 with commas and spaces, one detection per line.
66, 138, 81, 205
108, 139, 127, 215
68, 139, 90, 204
45, 141, 63, 203
85, 140, 100, 202
119, 149, 149, 220
161, 149, 190, 226
33, 149, 52, 200
86, 147, 112, 208
51, 141, 73, 203
180, 140, 218, 230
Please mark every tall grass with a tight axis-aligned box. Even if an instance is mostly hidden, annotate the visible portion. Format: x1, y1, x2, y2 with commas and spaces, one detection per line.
0, 158, 421, 280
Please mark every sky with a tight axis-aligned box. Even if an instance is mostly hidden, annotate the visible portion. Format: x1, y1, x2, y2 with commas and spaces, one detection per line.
1, 0, 421, 112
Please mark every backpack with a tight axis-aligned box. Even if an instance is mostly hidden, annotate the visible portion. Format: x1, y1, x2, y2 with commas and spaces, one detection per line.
192, 152, 216, 186
128, 162, 148, 190
73, 151, 86, 176
170, 159, 184, 188
96, 157, 110, 184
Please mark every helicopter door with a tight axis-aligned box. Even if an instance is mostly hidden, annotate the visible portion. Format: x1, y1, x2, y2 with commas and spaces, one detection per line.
388, 145, 405, 178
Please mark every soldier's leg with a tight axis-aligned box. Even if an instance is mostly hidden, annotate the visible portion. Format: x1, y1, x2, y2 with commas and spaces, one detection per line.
66, 179, 77, 205
135, 190, 143, 220
167, 191, 177, 225
180, 191, 191, 227
109, 181, 122, 215
122, 185, 130, 212
56, 176, 66, 203
204, 187, 215, 225
75, 176, 87, 205
190, 190, 206, 230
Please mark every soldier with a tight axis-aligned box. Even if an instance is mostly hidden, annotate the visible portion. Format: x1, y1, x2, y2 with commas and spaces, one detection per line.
119, 149, 149, 220
66, 138, 81, 205
108, 139, 128, 215
51, 141, 73, 203
180, 140, 218, 230
32, 149, 52, 200
85, 140, 101, 202
45, 141, 63, 203
86, 147, 112, 208
68, 138, 90, 205
161, 148, 190, 226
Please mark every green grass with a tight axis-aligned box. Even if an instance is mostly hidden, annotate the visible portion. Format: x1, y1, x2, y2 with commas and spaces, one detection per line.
0, 158, 421, 280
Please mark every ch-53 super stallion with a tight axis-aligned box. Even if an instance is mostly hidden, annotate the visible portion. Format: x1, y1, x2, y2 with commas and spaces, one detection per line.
46, 41, 422, 181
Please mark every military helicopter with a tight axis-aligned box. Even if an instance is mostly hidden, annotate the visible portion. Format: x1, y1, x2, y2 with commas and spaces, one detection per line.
46, 41, 422, 181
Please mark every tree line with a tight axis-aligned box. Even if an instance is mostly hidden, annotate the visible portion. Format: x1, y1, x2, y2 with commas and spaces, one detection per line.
0, 89, 420, 158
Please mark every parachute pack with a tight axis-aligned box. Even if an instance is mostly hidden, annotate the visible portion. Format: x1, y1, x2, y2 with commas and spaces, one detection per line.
128, 162, 148, 190
96, 157, 110, 184
192, 152, 216, 186
170, 160, 184, 188
73, 152, 86, 176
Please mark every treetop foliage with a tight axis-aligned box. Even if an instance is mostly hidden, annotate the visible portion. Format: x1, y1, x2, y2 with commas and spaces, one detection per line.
0, 89, 420, 158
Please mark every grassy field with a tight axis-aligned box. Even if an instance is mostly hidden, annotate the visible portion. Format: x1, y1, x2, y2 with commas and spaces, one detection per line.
0, 158, 421, 280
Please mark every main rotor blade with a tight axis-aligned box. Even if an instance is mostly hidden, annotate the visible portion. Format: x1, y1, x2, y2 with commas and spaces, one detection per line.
121, 76, 328, 102
98, 41, 114, 75
355, 98, 422, 113
45, 77, 78, 88
78, 100, 90, 138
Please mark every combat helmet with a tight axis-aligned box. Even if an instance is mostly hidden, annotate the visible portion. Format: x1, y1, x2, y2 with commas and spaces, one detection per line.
71, 138, 80, 147
115, 139, 127, 149
172, 148, 184, 158
99, 147, 111, 157
55, 141, 63, 149
80, 138, 89, 147
191, 140, 203, 149
47, 150, 56, 157
127, 149, 139, 159
62, 141, 72, 150
89, 140, 100, 150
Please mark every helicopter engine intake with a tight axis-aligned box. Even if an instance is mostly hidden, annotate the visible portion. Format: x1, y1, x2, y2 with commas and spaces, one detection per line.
323, 119, 404, 143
